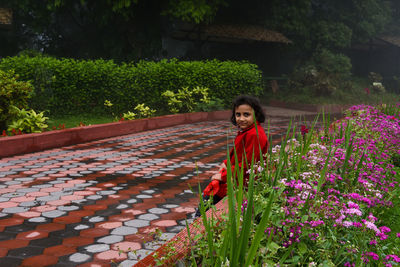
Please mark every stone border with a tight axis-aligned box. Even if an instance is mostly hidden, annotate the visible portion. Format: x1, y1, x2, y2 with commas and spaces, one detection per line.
135, 199, 228, 266
269, 100, 352, 114
0, 110, 230, 158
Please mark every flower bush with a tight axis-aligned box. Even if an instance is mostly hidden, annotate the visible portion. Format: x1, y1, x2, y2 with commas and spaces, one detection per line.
189, 104, 400, 266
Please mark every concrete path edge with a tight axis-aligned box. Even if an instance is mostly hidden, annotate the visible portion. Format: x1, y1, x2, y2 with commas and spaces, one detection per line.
0, 110, 231, 158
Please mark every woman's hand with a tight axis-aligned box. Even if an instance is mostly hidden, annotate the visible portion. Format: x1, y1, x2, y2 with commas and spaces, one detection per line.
211, 172, 222, 181
220, 162, 227, 170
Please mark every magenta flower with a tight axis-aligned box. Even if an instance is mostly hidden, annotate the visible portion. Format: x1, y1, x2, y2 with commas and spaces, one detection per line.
385, 254, 400, 263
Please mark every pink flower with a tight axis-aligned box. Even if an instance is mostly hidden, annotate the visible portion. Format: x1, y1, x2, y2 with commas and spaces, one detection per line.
379, 226, 391, 233
364, 221, 380, 234
368, 213, 378, 222
385, 254, 400, 263
369, 240, 377, 245
342, 221, 353, 228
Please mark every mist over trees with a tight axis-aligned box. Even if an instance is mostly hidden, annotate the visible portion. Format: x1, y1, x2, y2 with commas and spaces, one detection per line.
0, 0, 398, 62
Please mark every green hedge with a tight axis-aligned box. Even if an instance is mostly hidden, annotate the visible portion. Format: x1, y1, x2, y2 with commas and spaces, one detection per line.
0, 69, 34, 130
0, 55, 263, 116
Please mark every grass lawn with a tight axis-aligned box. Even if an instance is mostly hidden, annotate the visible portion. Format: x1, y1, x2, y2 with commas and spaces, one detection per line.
47, 113, 115, 130
262, 76, 400, 105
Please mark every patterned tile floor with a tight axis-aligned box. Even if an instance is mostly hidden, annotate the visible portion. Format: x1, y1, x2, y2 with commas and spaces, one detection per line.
0, 116, 314, 267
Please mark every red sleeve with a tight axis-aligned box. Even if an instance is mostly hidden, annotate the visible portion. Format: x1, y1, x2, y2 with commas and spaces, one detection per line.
220, 126, 268, 183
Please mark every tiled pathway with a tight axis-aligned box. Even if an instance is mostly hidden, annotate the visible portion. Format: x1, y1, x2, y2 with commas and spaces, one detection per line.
0, 116, 315, 266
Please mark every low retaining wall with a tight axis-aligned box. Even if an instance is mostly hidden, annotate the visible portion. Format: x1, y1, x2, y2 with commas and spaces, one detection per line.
135, 199, 228, 266
0, 110, 230, 158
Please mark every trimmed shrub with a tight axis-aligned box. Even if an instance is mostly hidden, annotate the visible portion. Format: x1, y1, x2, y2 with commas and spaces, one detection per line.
0, 55, 263, 116
288, 49, 352, 97
0, 69, 34, 131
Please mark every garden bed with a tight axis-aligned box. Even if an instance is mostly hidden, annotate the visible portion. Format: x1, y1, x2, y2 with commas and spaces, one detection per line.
135, 104, 400, 266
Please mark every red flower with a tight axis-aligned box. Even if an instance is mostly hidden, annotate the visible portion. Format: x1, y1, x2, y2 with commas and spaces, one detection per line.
60, 124, 65, 129
119, 117, 125, 122
11, 128, 16, 135
364, 87, 370, 95
52, 126, 57, 130
18, 130, 22, 135
2, 130, 7, 136
301, 125, 309, 136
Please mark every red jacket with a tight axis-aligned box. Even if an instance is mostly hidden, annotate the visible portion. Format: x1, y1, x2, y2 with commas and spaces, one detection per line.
203, 123, 269, 198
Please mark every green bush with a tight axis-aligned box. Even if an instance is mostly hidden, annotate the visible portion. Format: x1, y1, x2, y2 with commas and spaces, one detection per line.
0, 55, 263, 116
0, 69, 34, 131
288, 49, 352, 96
162, 86, 210, 113
7, 106, 49, 134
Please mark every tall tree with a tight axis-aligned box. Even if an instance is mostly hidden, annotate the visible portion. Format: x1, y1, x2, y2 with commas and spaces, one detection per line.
0, 0, 226, 60
0, 0, 393, 61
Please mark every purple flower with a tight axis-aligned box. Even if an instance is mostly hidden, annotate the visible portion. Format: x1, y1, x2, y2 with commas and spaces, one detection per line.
366, 251, 379, 260
385, 254, 400, 263
379, 226, 391, 233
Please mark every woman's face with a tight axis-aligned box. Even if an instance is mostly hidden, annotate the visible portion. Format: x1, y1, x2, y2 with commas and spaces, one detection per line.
235, 104, 254, 130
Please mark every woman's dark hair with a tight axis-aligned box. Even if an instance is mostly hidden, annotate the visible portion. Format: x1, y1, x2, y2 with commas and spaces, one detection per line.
230, 95, 266, 125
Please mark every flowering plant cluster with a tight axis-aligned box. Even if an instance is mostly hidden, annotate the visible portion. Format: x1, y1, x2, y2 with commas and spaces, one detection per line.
191, 104, 400, 266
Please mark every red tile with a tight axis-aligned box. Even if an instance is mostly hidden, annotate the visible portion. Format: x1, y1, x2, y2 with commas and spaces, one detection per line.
160, 212, 187, 221
67, 179, 86, 184
172, 206, 196, 213
15, 211, 41, 219
43, 245, 76, 256
111, 241, 141, 251
47, 199, 71, 206
97, 182, 117, 188
96, 199, 119, 206
77, 262, 109, 267
0, 189, 13, 194
63, 236, 94, 247
79, 228, 109, 238
8, 184, 24, 189
26, 191, 49, 197
0, 217, 24, 227
138, 226, 163, 235
86, 187, 102, 192
125, 233, 153, 243
68, 210, 95, 218
9, 196, 36, 203
31, 205, 57, 213
0, 239, 29, 249
54, 183, 74, 188
36, 223, 66, 232
16, 230, 48, 240
122, 209, 147, 217
96, 222, 122, 229
53, 216, 82, 224
83, 205, 107, 211
73, 191, 94, 196
151, 220, 177, 227
108, 215, 132, 222
40, 187, 61, 193
60, 195, 83, 201
21, 255, 58, 267
0, 247, 8, 257
0, 202, 18, 209
94, 250, 127, 261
